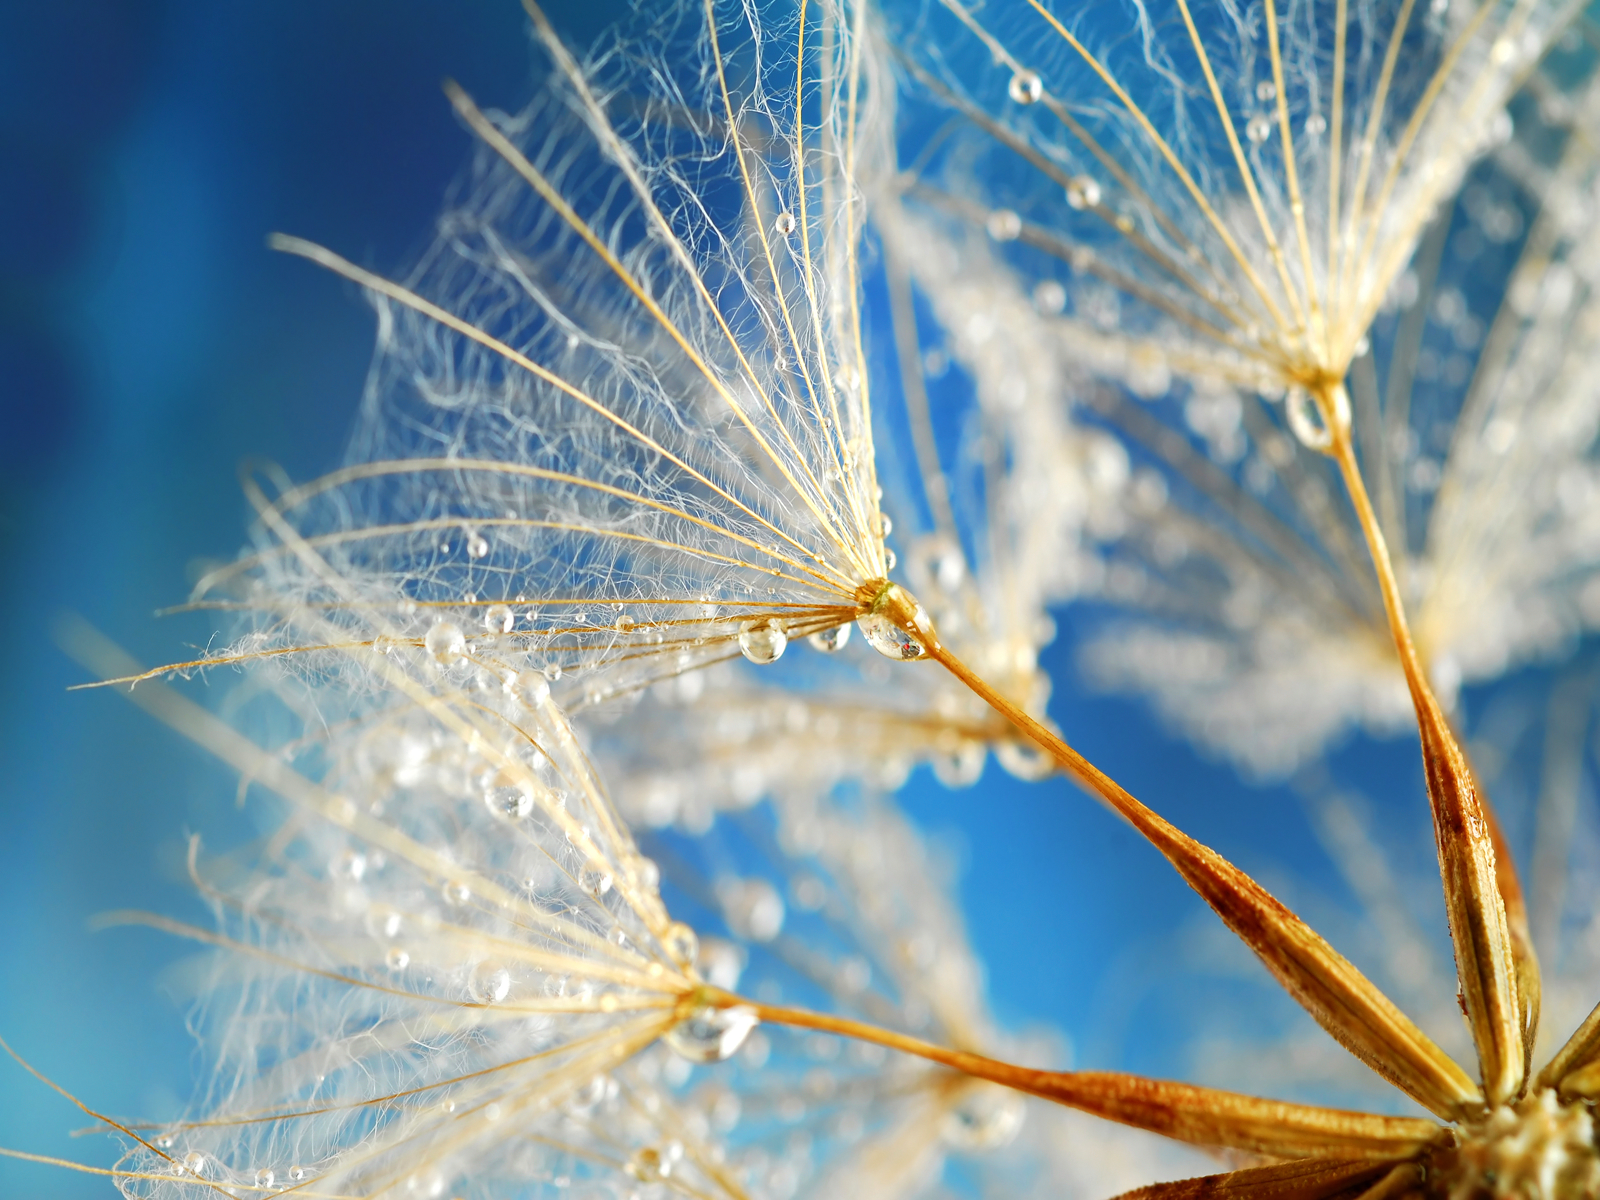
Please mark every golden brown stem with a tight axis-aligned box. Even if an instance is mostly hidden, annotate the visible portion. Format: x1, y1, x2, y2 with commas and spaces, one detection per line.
1323, 390, 1527, 1103
1107, 1158, 1409, 1200
729, 995, 1442, 1161
868, 585, 1481, 1120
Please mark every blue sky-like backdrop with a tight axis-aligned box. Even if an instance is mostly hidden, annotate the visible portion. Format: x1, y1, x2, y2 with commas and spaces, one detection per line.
0, 3, 1466, 1194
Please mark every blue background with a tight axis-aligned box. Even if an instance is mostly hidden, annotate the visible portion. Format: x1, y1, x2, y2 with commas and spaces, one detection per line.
0, 2, 1456, 1193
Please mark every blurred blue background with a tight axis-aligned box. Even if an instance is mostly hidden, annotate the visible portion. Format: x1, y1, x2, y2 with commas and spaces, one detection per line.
0, 2, 1458, 1194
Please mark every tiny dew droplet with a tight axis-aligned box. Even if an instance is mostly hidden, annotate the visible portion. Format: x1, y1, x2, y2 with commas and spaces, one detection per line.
1255, 80, 1277, 102
662, 920, 699, 967
985, 208, 1022, 241
469, 965, 511, 1004
878, 513, 892, 537
287, 1166, 307, 1182
485, 783, 534, 819
516, 670, 550, 708
580, 859, 614, 897
858, 612, 927, 661
465, 533, 489, 558
1064, 175, 1101, 209
1033, 279, 1067, 313
386, 947, 410, 971
1246, 113, 1273, 143
442, 879, 471, 905
773, 211, 795, 236
155, 1134, 175, 1150
807, 623, 851, 653
255, 1167, 277, 1189
883, 547, 898, 571
738, 618, 788, 665
664, 1004, 760, 1063
1305, 112, 1327, 135
629, 1147, 672, 1182
940, 1082, 1026, 1149
182, 1152, 208, 1177
483, 604, 514, 633
424, 620, 466, 664
1008, 68, 1043, 104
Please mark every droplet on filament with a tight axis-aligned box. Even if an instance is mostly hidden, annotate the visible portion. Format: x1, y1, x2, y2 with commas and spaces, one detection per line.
664, 1004, 760, 1063
738, 618, 788, 664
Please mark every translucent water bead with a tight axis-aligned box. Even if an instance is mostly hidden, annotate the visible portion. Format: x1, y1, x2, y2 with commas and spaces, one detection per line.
858, 612, 927, 661
468, 964, 512, 1004
482, 603, 514, 633
254, 1168, 276, 1189
424, 620, 466, 664
1008, 69, 1043, 104
738, 618, 788, 664
662, 920, 699, 969
773, 211, 795, 236
806, 622, 850, 653
1064, 175, 1101, 210
940, 1082, 1026, 1150
1285, 384, 1350, 452
1245, 113, 1273, 143
664, 1004, 761, 1063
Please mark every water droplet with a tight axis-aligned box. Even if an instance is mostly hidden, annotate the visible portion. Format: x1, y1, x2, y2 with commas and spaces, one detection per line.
483, 604, 514, 633
878, 513, 893, 537
996, 738, 1054, 781
807, 623, 851, 653
385, 947, 410, 971
662, 921, 700, 969
405, 1168, 445, 1198
629, 1147, 673, 1182
858, 612, 927, 661
738, 619, 788, 665
1065, 175, 1101, 209
579, 859, 614, 897
664, 1005, 760, 1063
720, 877, 785, 941
1007, 69, 1042, 104
182, 1152, 208, 1177
1246, 113, 1273, 143
1305, 112, 1327, 135
542, 663, 563, 682
940, 1082, 1026, 1149
254, 1167, 276, 1189
442, 879, 471, 906
516, 670, 550, 708
1032, 279, 1067, 313
1285, 385, 1347, 452
155, 1134, 175, 1150
485, 783, 534, 819
287, 1166, 307, 1182
883, 547, 898, 571
933, 742, 987, 788
468, 965, 511, 1004
773, 211, 795, 236
465, 533, 489, 559
1255, 80, 1276, 102
424, 620, 466, 664
1353, 335, 1370, 357
336, 849, 367, 881
985, 208, 1022, 241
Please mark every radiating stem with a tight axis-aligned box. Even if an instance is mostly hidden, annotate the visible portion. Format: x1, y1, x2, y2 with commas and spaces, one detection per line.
718, 993, 1442, 1161
1322, 385, 1530, 1104
866, 584, 1482, 1119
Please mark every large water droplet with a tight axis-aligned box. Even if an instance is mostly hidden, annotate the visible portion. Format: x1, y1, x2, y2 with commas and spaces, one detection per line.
1285, 385, 1345, 452
181, 1152, 208, 1177
773, 211, 796, 236
386, 947, 410, 971
483, 604, 514, 633
442, 879, 471, 906
1065, 175, 1101, 210
516, 670, 550, 708
940, 1082, 1026, 1149
465, 533, 489, 559
738, 619, 788, 665
1305, 112, 1327, 135
1246, 113, 1273, 143
933, 742, 986, 788
807, 623, 851, 653
424, 620, 466, 664
254, 1168, 276, 1189
664, 1005, 760, 1063
1255, 80, 1277, 102
858, 612, 927, 661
